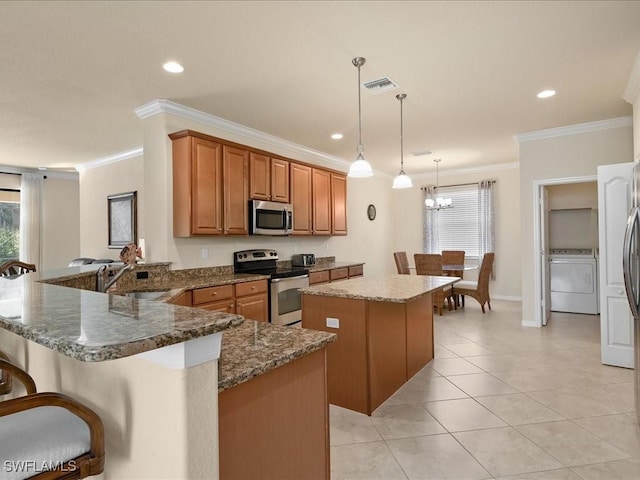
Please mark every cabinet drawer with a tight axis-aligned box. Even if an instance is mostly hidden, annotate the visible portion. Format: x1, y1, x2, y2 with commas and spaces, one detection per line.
192, 285, 234, 305
348, 265, 363, 277
235, 280, 268, 297
330, 268, 349, 281
309, 271, 330, 285
198, 299, 236, 314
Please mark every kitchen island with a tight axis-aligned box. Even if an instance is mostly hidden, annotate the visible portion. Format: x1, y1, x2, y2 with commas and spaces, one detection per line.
301, 274, 458, 415
0, 269, 335, 479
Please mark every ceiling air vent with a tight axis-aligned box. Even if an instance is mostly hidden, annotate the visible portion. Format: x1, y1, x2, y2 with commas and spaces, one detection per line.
362, 77, 398, 95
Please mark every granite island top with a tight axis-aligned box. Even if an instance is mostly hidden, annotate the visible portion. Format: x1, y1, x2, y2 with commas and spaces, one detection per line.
300, 273, 460, 303
0, 274, 244, 362
218, 321, 335, 392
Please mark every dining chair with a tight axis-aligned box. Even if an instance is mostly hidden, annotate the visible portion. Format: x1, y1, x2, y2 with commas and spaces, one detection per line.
442, 250, 465, 306
0, 260, 37, 277
0, 357, 105, 479
413, 253, 454, 315
452, 252, 495, 313
393, 252, 411, 275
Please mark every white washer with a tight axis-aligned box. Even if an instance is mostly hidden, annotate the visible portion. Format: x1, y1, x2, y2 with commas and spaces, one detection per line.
549, 249, 599, 315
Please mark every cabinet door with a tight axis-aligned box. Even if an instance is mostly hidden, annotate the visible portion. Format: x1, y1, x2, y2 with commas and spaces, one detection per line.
312, 168, 331, 235
290, 163, 313, 235
172, 135, 223, 236
223, 146, 249, 235
271, 158, 290, 203
331, 173, 347, 235
199, 300, 237, 314
236, 293, 269, 322
249, 152, 271, 201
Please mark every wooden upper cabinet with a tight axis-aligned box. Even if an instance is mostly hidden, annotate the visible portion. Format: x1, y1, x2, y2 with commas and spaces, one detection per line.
249, 153, 290, 203
312, 168, 331, 235
223, 145, 249, 235
331, 173, 347, 235
290, 163, 313, 235
271, 158, 290, 203
171, 134, 223, 236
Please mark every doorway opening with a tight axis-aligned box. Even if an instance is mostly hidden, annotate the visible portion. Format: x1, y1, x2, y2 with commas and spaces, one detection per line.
532, 175, 598, 328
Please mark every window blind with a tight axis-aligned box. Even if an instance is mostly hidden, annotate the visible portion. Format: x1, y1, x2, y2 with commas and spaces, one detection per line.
435, 184, 480, 258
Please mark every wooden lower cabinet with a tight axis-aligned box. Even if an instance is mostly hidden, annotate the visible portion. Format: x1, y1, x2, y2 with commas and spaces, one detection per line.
302, 293, 433, 415
219, 348, 330, 480
189, 280, 269, 322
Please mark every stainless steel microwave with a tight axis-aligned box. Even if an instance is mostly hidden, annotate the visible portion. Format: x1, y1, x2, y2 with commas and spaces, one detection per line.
249, 200, 293, 235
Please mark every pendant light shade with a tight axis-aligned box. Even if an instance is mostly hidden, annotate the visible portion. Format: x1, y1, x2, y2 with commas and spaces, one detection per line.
392, 93, 413, 189
348, 57, 373, 178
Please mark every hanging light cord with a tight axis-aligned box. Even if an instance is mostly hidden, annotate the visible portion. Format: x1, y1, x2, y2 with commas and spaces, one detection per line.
355, 58, 364, 156
399, 95, 405, 173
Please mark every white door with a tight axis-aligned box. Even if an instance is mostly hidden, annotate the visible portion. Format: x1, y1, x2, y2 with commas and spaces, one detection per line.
598, 162, 634, 368
541, 187, 551, 326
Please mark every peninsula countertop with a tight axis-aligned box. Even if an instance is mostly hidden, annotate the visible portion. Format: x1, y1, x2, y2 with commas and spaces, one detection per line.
300, 273, 459, 302
0, 273, 244, 362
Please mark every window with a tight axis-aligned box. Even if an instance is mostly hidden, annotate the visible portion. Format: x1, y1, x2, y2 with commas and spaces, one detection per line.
423, 181, 495, 261
434, 185, 480, 257
0, 189, 20, 263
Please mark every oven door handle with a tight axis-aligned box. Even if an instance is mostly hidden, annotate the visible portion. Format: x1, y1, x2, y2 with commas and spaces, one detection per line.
271, 274, 309, 283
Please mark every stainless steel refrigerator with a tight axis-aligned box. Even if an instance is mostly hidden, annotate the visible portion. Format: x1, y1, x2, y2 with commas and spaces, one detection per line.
622, 162, 640, 424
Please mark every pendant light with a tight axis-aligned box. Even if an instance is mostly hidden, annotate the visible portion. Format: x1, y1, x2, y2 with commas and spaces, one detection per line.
425, 159, 453, 209
392, 93, 413, 189
348, 57, 374, 178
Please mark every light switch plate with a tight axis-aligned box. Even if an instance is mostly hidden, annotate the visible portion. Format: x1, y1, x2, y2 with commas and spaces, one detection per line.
326, 317, 339, 328
201, 248, 209, 259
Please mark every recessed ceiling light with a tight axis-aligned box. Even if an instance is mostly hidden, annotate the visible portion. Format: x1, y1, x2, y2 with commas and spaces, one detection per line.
537, 89, 556, 99
331, 133, 343, 140
163, 61, 184, 73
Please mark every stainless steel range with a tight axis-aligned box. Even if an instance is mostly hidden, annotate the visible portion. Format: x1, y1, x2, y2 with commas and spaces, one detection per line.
233, 249, 309, 326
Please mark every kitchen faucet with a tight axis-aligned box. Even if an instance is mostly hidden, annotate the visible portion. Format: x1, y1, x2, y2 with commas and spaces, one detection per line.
96, 264, 133, 293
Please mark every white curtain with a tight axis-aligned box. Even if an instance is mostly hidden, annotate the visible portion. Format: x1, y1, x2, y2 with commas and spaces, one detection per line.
19, 173, 43, 268
422, 185, 439, 253
478, 179, 495, 278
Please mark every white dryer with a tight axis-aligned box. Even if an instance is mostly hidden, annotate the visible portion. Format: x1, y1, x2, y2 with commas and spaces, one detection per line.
549, 249, 599, 315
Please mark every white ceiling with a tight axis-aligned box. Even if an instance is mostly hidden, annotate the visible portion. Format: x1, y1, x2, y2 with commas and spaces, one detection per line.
1, 1, 639, 176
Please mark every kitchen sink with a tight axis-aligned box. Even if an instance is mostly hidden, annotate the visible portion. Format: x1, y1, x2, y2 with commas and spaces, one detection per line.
125, 291, 169, 301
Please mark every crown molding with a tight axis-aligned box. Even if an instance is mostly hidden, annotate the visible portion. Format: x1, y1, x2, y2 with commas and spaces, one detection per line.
134, 99, 361, 174
623, 49, 640, 103
75, 147, 144, 172
0, 165, 78, 180
514, 116, 633, 144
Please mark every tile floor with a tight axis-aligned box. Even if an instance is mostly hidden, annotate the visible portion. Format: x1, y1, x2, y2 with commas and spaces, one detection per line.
329, 300, 640, 479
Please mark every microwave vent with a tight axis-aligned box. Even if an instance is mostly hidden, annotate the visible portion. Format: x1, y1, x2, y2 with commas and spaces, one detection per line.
362, 77, 398, 95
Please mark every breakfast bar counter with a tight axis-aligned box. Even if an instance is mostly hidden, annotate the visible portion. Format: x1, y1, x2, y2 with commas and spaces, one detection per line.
301, 274, 458, 415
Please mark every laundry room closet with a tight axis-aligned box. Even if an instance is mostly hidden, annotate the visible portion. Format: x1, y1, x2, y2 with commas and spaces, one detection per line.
547, 182, 600, 315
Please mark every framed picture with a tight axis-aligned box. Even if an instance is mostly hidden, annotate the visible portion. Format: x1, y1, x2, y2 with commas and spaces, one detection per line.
108, 191, 137, 249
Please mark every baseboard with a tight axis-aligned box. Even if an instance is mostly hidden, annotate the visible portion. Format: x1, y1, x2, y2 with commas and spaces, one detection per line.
521, 319, 540, 328
492, 295, 521, 302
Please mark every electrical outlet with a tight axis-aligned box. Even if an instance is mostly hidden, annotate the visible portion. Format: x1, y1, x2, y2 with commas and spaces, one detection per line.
326, 317, 339, 328
201, 248, 209, 259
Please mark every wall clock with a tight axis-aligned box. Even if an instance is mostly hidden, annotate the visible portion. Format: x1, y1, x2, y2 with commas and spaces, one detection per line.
367, 204, 376, 221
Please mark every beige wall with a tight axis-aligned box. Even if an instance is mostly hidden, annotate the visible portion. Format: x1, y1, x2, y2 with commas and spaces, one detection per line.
391, 164, 521, 300
519, 124, 633, 324
41, 177, 80, 270
78, 156, 144, 261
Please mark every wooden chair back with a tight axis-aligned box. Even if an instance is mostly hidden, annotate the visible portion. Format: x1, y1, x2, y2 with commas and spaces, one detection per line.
0, 260, 36, 277
476, 252, 495, 298
413, 254, 443, 276
441, 250, 465, 278
393, 252, 410, 275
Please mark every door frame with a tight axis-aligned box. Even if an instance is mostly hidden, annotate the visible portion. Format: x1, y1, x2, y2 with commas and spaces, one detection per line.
531, 174, 597, 328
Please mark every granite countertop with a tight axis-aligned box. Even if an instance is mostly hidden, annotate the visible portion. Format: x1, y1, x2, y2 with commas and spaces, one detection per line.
300, 274, 459, 303
218, 320, 335, 392
0, 274, 243, 362
307, 261, 364, 273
